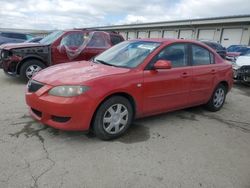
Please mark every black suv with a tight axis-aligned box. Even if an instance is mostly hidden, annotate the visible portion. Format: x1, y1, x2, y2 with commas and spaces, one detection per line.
0, 32, 33, 45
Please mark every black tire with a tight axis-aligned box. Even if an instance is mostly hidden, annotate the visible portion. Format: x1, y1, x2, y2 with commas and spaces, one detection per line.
206, 84, 227, 112
20, 59, 46, 81
93, 96, 133, 140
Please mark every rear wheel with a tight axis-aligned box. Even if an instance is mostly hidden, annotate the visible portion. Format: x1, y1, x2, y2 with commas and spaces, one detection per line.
20, 60, 46, 81
93, 96, 133, 140
206, 84, 227, 112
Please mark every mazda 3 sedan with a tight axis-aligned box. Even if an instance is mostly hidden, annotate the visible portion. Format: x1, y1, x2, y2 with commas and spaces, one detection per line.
25, 39, 233, 140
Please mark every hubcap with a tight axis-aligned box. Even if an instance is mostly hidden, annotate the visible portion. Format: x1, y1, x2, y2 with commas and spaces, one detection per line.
103, 104, 128, 134
25, 65, 42, 79
213, 88, 225, 108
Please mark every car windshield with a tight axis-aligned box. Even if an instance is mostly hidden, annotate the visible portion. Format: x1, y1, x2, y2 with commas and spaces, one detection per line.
39, 31, 63, 45
94, 41, 161, 68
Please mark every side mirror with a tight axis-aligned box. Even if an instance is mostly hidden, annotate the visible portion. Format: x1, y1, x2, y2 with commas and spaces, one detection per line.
154, 60, 172, 69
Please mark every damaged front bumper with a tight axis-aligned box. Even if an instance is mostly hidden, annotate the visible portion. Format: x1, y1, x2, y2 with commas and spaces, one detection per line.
233, 65, 250, 82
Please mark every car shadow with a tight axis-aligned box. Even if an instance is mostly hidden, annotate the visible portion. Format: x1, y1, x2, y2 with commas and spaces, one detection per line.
8, 106, 208, 145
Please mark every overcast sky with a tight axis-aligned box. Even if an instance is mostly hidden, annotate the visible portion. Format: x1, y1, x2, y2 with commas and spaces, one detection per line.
0, 0, 250, 30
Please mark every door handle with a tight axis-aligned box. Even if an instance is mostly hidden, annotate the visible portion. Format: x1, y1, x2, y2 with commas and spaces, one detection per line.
211, 69, 216, 74
181, 72, 189, 78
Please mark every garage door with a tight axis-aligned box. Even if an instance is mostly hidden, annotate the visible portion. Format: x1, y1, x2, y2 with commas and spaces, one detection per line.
198, 29, 216, 41
179, 30, 193, 39
119, 32, 127, 40
128, 31, 137, 40
150, 31, 161, 38
163, 30, 176, 38
138, 31, 148, 39
221, 28, 243, 47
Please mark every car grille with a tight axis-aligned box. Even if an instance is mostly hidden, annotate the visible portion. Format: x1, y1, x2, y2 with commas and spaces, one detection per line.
239, 65, 250, 74
28, 80, 44, 93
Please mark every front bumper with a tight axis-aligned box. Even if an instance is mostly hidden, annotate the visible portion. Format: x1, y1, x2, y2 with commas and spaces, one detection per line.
25, 83, 97, 131
233, 65, 250, 82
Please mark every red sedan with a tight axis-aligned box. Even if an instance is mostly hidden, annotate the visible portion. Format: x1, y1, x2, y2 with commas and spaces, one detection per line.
25, 39, 233, 140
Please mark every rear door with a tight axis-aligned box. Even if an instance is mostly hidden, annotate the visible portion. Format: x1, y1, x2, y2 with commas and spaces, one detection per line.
143, 43, 192, 115
189, 44, 216, 105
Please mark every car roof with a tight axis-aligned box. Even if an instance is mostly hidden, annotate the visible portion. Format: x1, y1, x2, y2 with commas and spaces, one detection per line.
131, 38, 207, 45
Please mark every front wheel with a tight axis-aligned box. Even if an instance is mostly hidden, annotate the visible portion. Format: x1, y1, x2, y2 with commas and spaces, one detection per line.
93, 96, 133, 140
206, 84, 227, 112
20, 60, 46, 81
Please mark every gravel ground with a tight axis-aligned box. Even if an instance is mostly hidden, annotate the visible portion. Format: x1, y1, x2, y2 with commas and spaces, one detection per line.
0, 72, 249, 188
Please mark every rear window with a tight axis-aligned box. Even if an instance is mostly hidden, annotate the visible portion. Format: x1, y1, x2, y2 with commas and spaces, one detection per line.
192, 45, 214, 65
110, 35, 124, 45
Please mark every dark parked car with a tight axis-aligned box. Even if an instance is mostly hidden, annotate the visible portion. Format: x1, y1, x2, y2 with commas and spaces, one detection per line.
200, 40, 227, 59
25, 37, 43, 43
226, 46, 250, 61
227, 45, 246, 52
0, 30, 124, 80
0, 31, 33, 45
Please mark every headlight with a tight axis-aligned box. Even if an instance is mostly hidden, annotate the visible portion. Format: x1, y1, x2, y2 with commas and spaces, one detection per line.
48, 86, 89, 97
232, 62, 241, 70
1, 50, 10, 59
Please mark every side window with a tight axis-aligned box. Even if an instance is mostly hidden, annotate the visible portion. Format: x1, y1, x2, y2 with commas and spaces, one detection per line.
192, 45, 212, 65
156, 43, 188, 68
26, 34, 33, 40
87, 32, 110, 48
110, 35, 124, 45
60, 32, 84, 47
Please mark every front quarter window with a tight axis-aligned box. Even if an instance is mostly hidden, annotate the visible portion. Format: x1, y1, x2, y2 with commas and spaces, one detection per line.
94, 41, 160, 68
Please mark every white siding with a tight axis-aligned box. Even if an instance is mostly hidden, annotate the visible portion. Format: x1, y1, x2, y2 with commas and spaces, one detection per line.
179, 30, 193, 39
138, 31, 148, 39
198, 29, 216, 40
163, 30, 176, 38
150, 31, 161, 38
128, 31, 137, 39
221, 28, 243, 47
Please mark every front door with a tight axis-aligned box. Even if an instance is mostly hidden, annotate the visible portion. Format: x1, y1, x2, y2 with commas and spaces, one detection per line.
143, 43, 192, 115
51, 31, 86, 65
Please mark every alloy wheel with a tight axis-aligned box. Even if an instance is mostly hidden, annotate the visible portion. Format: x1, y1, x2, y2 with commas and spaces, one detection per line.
25, 65, 42, 79
213, 88, 225, 108
103, 104, 129, 134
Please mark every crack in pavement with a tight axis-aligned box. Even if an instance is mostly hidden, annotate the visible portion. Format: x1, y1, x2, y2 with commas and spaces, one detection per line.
9, 120, 56, 188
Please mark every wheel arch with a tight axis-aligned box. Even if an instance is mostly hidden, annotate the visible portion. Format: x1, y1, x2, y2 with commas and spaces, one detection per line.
16, 56, 47, 75
218, 80, 229, 93
89, 92, 137, 130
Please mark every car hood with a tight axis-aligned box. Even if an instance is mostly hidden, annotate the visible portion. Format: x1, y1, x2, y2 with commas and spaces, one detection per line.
0, 42, 47, 50
235, 56, 250, 67
33, 61, 130, 86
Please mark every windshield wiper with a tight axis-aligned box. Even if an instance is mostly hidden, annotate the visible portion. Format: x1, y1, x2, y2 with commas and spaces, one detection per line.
94, 59, 113, 66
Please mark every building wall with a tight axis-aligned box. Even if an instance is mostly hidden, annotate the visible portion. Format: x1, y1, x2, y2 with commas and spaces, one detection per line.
111, 23, 250, 47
